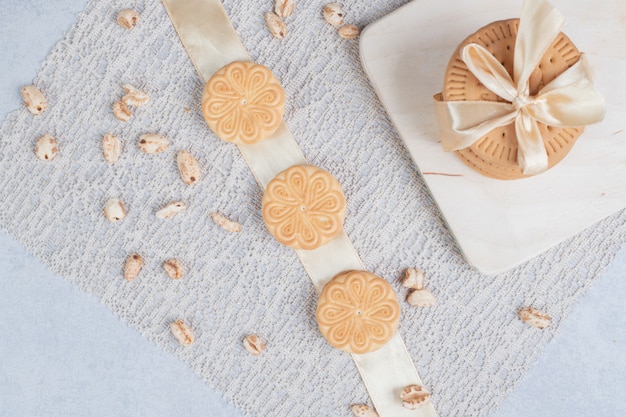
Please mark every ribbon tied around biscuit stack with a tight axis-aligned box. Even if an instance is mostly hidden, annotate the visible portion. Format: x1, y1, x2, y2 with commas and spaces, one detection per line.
434, 0, 605, 175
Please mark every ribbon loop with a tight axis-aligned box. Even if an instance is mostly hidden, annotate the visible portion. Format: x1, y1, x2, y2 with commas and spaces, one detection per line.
527, 55, 606, 127
461, 44, 517, 102
435, 0, 605, 176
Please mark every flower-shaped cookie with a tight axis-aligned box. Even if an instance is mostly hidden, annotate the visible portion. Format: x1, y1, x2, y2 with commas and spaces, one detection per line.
202, 61, 285, 145
317, 270, 400, 354
262, 165, 346, 250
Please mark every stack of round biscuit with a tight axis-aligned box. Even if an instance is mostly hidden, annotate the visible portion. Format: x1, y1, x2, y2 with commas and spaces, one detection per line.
443, 18, 583, 180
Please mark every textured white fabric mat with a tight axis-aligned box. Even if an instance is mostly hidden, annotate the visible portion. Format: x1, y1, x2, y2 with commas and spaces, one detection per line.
0, 1, 623, 416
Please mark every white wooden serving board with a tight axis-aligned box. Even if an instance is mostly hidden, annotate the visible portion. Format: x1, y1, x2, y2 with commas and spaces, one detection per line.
360, 0, 626, 274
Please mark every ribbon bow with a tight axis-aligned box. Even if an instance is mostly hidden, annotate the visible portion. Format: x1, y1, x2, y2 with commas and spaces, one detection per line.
434, 0, 605, 175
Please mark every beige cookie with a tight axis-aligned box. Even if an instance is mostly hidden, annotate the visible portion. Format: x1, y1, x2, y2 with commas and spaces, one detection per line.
317, 270, 400, 354
443, 18, 583, 180
262, 165, 346, 250
202, 61, 286, 145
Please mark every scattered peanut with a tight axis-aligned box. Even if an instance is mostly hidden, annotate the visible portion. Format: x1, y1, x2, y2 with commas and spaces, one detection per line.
275, 0, 295, 18
164, 259, 184, 279
138, 133, 169, 154
112, 100, 132, 122
102, 133, 121, 163
338, 24, 360, 39
121, 84, 149, 106
243, 334, 265, 356
265, 12, 287, 39
124, 253, 144, 281
177, 150, 201, 185
104, 198, 127, 222
402, 268, 425, 290
518, 307, 551, 329
117, 9, 139, 29
21, 85, 47, 115
400, 385, 431, 410
350, 404, 379, 417
323, 3, 344, 26
35, 134, 58, 161
406, 288, 436, 307
156, 201, 187, 219
170, 320, 195, 346
211, 212, 242, 233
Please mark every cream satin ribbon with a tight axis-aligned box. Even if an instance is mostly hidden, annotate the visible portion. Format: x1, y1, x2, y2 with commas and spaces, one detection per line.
161, 0, 437, 416
434, 0, 605, 175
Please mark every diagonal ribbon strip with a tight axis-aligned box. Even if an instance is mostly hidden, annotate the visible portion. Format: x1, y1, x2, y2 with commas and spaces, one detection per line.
161, 0, 437, 415
434, 0, 605, 175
